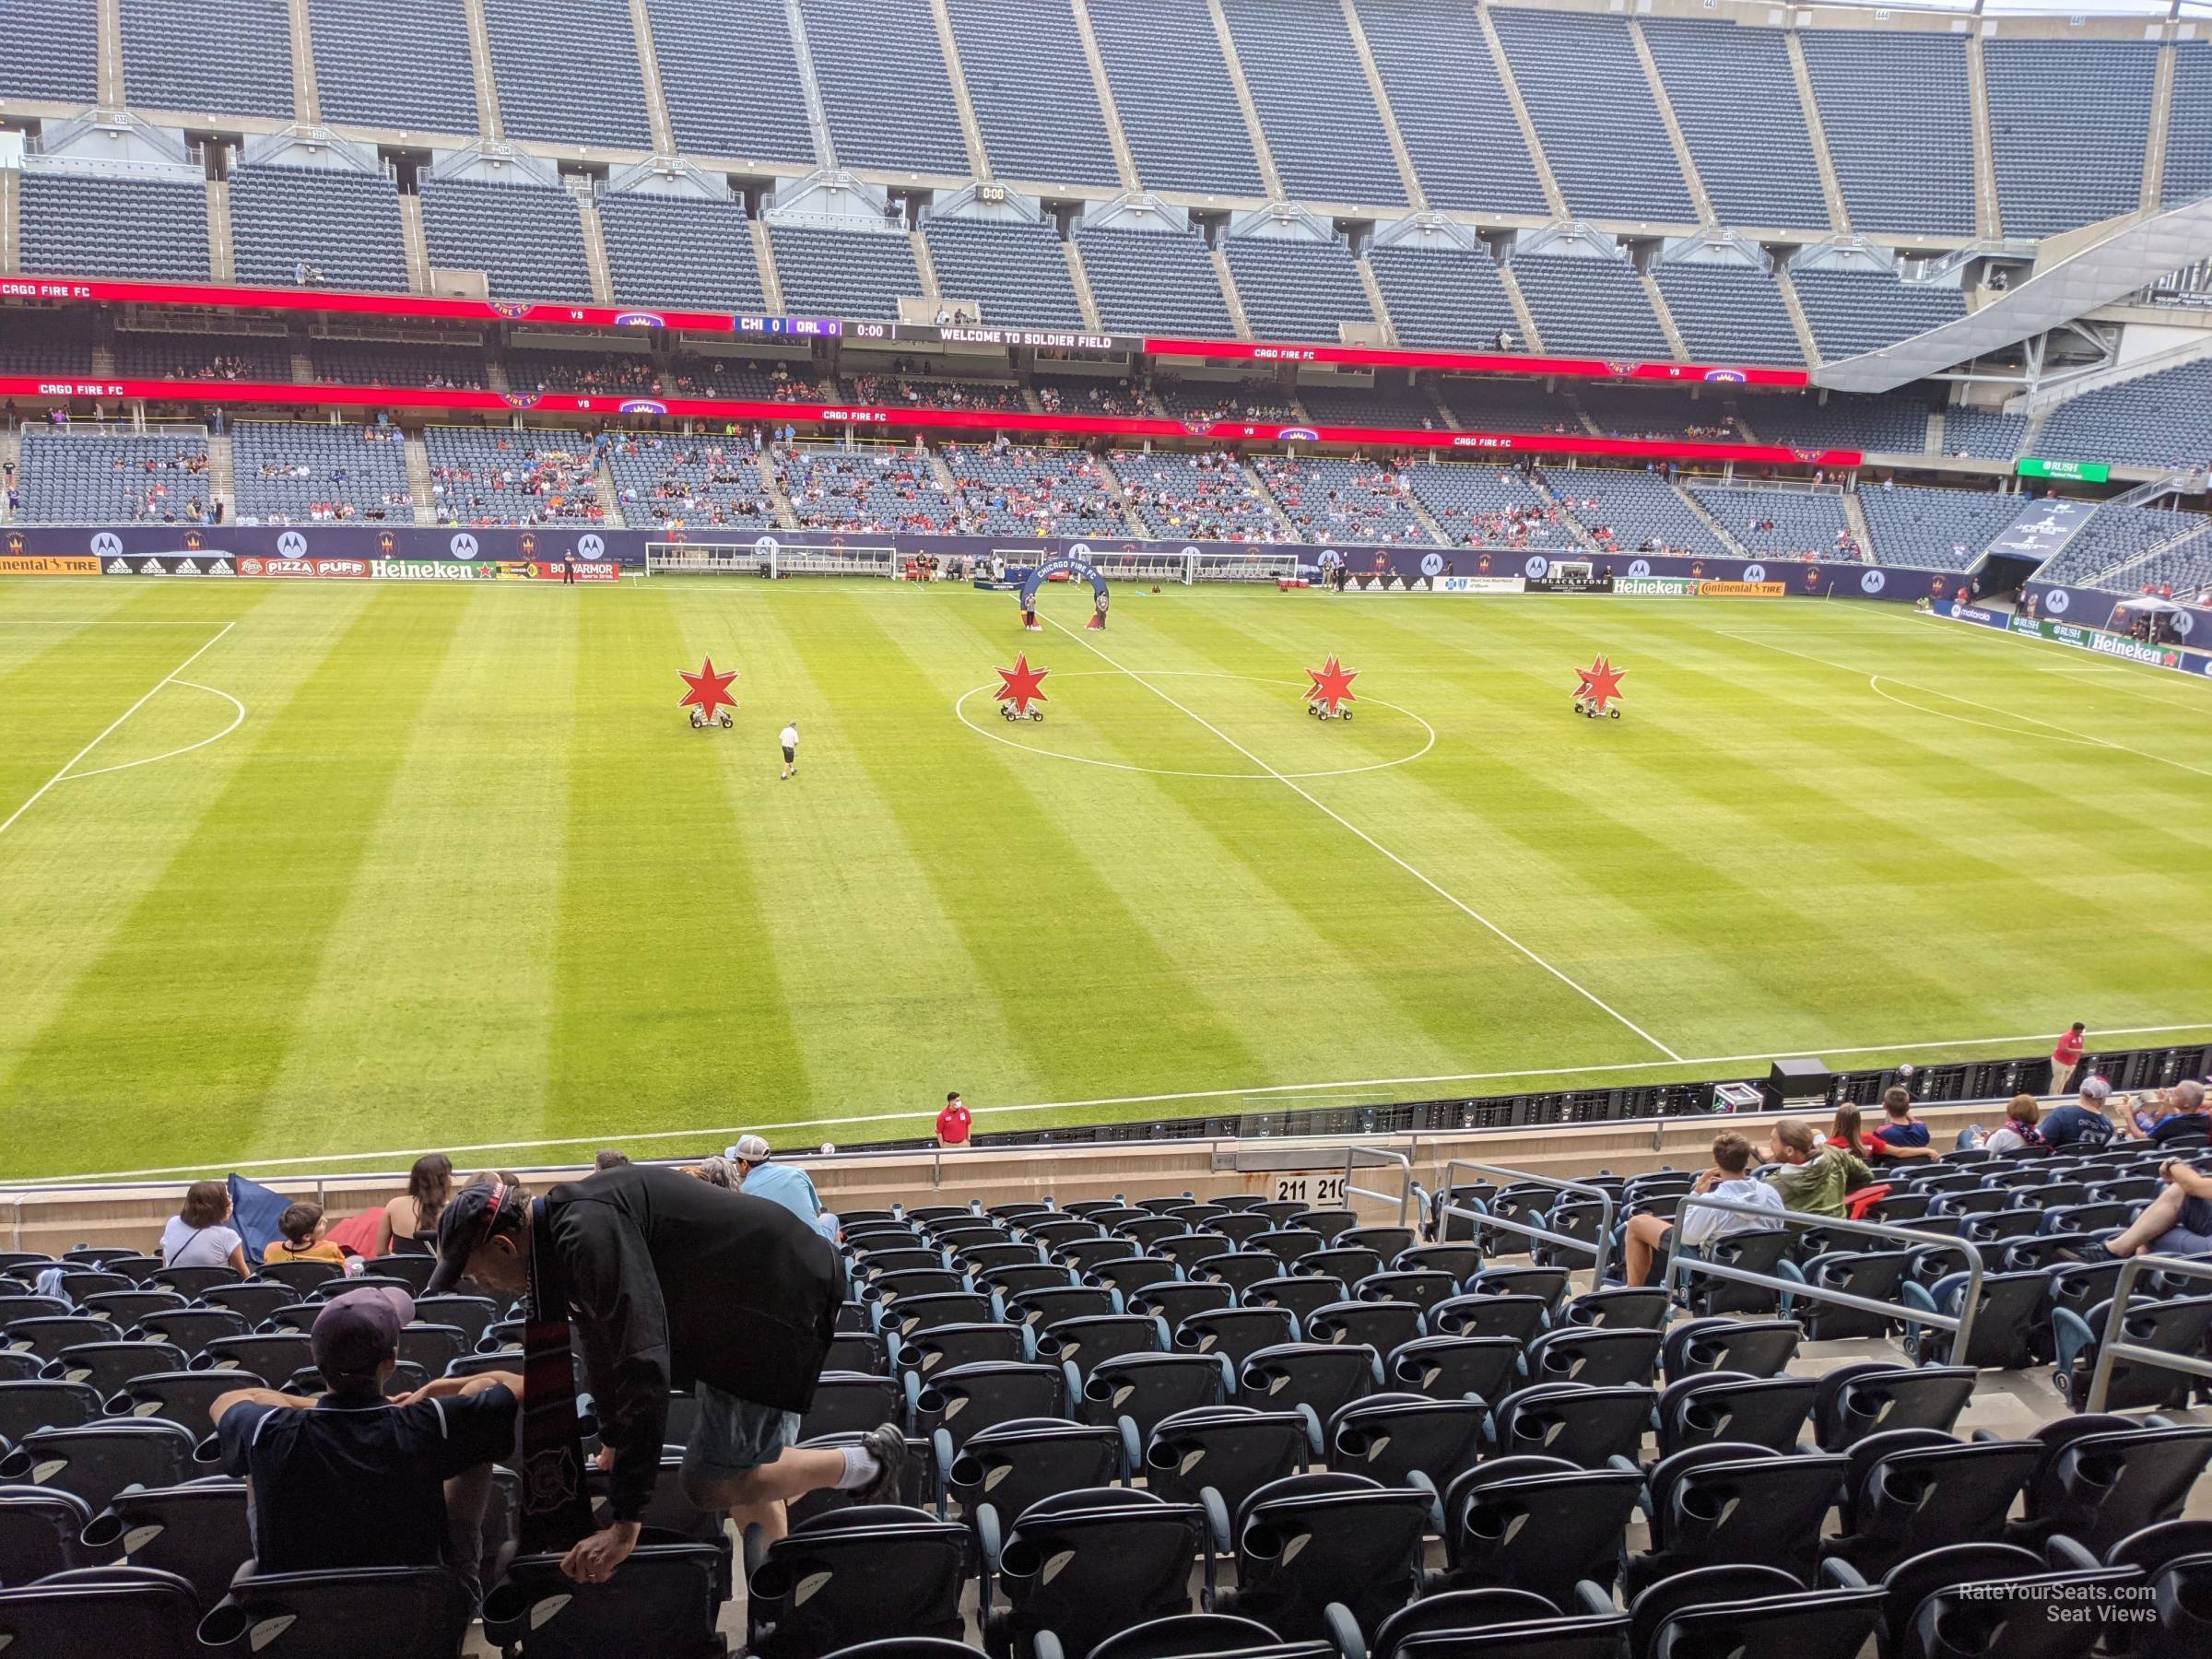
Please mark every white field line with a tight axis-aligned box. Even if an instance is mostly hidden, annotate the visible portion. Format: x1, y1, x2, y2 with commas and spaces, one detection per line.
1041, 614, 1689, 1060
0, 621, 234, 841
1894, 609, 2212, 712
22, 1019, 2212, 1185
1719, 631, 2212, 784
55, 681, 245, 782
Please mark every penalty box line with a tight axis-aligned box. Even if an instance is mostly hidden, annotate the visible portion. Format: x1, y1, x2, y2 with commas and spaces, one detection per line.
0, 620, 236, 841
1039, 615, 1687, 1064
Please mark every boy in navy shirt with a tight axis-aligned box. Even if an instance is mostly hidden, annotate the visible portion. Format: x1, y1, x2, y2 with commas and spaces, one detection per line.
1867, 1085, 1937, 1163
213, 1287, 519, 1600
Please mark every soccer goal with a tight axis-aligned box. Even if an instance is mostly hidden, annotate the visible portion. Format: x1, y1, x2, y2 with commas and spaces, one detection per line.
1078, 549, 1196, 584
645, 540, 900, 579
1194, 550, 1302, 584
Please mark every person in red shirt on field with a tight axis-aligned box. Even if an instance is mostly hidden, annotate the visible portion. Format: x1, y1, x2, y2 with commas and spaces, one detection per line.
935, 1091, 971, 1149
2052, 1023, 2087, 1094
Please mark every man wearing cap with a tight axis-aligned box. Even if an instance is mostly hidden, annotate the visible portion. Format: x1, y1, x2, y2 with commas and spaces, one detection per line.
728, 1134, 830, 1236
426, 1166, 900, 1583
209, 1287, 520, 1594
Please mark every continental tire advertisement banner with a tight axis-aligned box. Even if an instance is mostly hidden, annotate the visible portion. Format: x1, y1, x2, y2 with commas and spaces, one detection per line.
0, 555, 99, 575
1698, 580, 1786, 597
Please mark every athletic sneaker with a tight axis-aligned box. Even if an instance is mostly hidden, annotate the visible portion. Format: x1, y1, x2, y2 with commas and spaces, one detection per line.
855, 1420, 907, 1504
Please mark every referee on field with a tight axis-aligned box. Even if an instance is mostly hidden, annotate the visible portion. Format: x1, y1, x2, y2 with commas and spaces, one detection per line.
779, 719, 800, 781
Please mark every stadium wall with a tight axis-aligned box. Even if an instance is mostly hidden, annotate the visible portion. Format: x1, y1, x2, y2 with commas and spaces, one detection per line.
0, 524, 1966, 601
0, 1096, 2044, 1259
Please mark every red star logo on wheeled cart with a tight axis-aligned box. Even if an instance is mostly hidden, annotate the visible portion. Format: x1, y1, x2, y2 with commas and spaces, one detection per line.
1575, 654, 1627, 712
995, 653, 1050, 717
1305, 654, 1359, 716
677, 656, 739, 722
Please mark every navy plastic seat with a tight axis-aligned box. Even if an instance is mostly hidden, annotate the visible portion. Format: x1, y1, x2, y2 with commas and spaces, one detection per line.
0, 1380, 104, 1443
2006, 1419, 2212, 1555
43, 1341, 189, 1399
1244, 1277, 1347, 1327
1173, 1308, 1297, 1373
1825, 1430, 2042, 1579
1328, 1393, 1486, 1497
1625, 1441, 1850, 1593
947, 1418, 1122, 1565
1143, 1406, 1308, 1549
1240, 1342, 1378, 1437
1484, 1382, 1653, 1470
1654, 1371, 1818, 1458
0, 1419, 198, 1510
200, 1560, 477, 1657
1304, 1300, 1422, 1355
1081, 1352, 1226, 1444
0, 1484, 97, 1582
986, 1488, 1207, 1659
1223, 1471, 1430, 1646
0, 1563, 203, 1656
1429, 1294, 1549, 1347
1524, 1326, 1663, 1389
1441, 1454, 1642, 1607
1812, 1362, 1975, 1452
802, 1371, 905, 1441
80, 1477, 251, 1610
1385, 1335, 1521, 1406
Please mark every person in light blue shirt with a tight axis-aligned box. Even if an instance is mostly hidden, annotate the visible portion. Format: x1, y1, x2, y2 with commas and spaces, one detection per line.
727, 1135, 830, 1238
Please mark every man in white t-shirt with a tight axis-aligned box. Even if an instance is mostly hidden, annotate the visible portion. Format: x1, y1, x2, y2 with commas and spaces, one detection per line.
779, 721, 800, 782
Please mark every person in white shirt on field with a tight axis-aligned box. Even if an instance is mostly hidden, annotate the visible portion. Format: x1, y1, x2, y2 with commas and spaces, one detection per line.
1619, 1131, 1784, 1287
779, 721, 800, 781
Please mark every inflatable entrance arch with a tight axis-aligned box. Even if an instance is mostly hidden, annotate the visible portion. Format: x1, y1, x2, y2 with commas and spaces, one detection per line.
1018, 554, 1110, 616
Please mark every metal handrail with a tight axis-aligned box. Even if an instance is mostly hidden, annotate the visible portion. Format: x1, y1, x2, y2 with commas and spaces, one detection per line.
1344, 1146, 1414, 1227
1657, 1196, 1989, 1367
1440, 1159, 1618, 1288
2084, 1253, 2212, 1413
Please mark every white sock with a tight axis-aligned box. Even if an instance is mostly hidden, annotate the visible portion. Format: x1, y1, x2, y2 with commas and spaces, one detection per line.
834, 1444, 881, 1490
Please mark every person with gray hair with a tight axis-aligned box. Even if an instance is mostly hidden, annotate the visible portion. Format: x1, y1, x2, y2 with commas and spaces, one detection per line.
2040, 1076, 2118, 1148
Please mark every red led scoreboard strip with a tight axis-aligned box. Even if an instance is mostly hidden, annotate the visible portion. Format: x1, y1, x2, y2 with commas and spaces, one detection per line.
2, 275, 1813, 388
0, 373, 1861, 466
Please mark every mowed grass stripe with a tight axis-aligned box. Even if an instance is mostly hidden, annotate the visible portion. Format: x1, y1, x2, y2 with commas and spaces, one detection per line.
253, 587, 583, 1159
716, 592, 1059, 1122
952, 598, 1606, 1079
824, 594, 1275, 1111
547, 585, 813, 1138
1123, 594, 1701, 1062
1, 586, 459, 1172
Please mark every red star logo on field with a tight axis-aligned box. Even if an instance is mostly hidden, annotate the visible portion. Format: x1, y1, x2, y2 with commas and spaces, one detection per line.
677, 655, 739, 721
1576, 654, 1627, 711
995, 653, 1050, 715
1305, 654, 1359, 715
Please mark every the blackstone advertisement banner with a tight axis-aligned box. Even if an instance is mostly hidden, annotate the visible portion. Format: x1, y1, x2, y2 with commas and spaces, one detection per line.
1526, 571, 1616, 594
1940, 600, 2212, 677
0, 524, 1969, 608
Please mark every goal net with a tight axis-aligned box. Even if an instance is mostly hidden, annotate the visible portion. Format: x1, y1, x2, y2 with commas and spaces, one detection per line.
645, 540, 899, 579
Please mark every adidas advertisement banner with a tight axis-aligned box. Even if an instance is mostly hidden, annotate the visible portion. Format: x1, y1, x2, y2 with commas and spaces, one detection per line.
103, 554, 236, 577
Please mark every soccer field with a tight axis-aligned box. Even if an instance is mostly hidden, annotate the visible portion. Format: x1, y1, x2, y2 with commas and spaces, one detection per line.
3, 576, 2208, 1182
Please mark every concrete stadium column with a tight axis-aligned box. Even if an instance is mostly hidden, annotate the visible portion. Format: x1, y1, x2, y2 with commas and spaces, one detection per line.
1206, 0, 1287, 201
1784, 29, 1853, 237
287, 0, 322, 124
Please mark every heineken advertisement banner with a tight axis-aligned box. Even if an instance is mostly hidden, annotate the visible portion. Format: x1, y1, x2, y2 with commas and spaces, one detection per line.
2022, 579, 2212, 643
1939, 600, 2212, 677
2017, 458, 2112, 485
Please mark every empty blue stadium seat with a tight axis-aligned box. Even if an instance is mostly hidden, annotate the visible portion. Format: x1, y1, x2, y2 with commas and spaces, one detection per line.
945, 0, 1118, 187
1858, 484, 2019, 571
418, 176, 594, 302
1074, 226, 1233, 335
1983, 41, 2158, 241
645, 0, 817, 164
1654, 265, 1803, 368
1512, 255, 1669, 359
307, 0, 477, 132
2166, 41, 2212, 206
1219, 0, 1405, 206
229, 165, 410, 293
480, 0, 654, 148
921, 218, 1085, 330
598, 192, 768, 312
1085, 0, 1265, 197
1491, 10, 1695, 224
1353, 0, 1547, 216
800, 0, 970, 174
1223, 240, 1372, 342
21, 171, 210, 282
0, 0, 98, 101
1367, 244, 1517, 351
2034, 359, 2212, 471
1800, 31, 1975, 236
1790, 268, 1967, 362
120, 0, 292, 118
767, 225, 923, 321
1641, 19, 1830, 230
232, 422, 417, 525
18, 429, 214, 526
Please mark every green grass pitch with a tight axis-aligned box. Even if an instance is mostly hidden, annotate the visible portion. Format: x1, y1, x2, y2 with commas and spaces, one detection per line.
3, 576, 2208, 1182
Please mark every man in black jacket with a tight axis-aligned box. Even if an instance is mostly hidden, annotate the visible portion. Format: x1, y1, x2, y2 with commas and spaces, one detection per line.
426, 1165, 900, 1583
